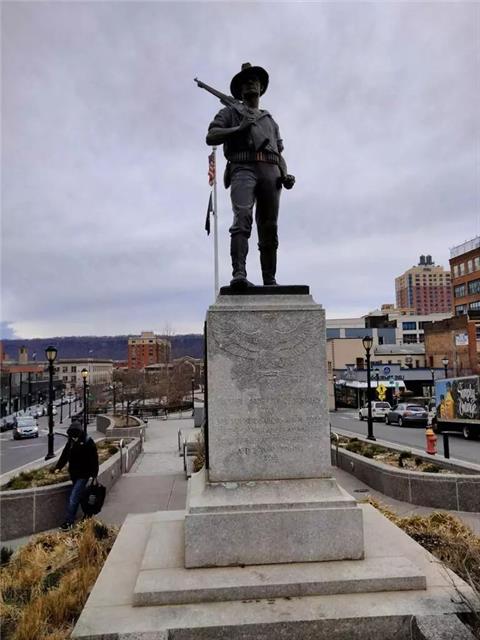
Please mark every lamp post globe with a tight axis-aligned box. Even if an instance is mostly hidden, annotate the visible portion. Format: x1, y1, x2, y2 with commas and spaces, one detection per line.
45, 345, 58, 460
81, 368, 89, 434
46, 345, 58, 363
362, 335, 375, 441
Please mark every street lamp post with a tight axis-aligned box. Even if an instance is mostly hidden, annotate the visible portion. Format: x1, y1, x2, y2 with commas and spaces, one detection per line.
74, 393, 78, 413
111, 383, 117, 416
68, 394, 72, 419
191, 377, 195, 417
45, 345, 58, 460
19, 372, 24, 411
332, 374, 337, 411
362, 335, 375, 441
8, 372, 12, 415
442, 357, 449, 379
430, 368, 435, 399
60, 392, 64, 424
81, 369, 89, 434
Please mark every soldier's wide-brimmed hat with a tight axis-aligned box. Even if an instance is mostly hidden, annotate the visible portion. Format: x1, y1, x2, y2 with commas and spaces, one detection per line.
230, 63, 269, 99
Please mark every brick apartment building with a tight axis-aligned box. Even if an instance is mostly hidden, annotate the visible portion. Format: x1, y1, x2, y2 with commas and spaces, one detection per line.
422, 238, 480, 376
450, 236, 480, 316
128, 331, 171, 369
395, 255, 452, 315
424, 314, 479, 376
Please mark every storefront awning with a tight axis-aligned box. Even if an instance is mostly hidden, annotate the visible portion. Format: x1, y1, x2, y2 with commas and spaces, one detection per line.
336, 379, 406, 390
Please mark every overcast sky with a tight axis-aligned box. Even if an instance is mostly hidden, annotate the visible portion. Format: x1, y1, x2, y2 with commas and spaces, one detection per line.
2, 1, 479, 339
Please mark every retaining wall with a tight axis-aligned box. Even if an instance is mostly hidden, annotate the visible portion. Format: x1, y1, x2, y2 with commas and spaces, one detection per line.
332, 446, 480, 512
0, 437, 142, 540
96, 414, 145, 439
96, 415, 111, 434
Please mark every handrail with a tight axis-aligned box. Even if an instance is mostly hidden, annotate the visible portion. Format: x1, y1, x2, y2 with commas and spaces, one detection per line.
331, 431, 340, 467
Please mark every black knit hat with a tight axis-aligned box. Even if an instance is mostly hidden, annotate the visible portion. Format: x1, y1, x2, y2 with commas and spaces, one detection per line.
230, 63, 269, 100
67, 422, 83, 438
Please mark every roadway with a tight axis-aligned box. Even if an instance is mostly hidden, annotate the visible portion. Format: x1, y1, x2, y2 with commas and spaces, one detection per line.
0, 403, 98, 475
2, 405, 479, 476
330, 409, 480, 466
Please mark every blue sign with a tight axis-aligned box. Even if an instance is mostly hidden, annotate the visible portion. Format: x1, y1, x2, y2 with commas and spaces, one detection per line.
383, 366, 391, 375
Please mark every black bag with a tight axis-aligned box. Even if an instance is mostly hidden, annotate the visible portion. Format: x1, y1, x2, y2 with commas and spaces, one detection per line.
81, 479, 106, 516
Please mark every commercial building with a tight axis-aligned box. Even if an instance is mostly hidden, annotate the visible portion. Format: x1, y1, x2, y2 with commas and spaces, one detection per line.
373, 344, 426, 369
128, 331, 171, 369
326, 321, 396, 346
382, 310, 450, 344
0, 346, 61, 416
395, 255, 451, 315
55, 359, 114, 395
326, 309, 450, 346
145, 356, 204, 386
333, 364, 440, 409
450, 236, 480, 316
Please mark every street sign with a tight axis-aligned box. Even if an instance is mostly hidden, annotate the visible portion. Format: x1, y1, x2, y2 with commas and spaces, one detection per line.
383, 366, 391, 375
376, 383, 387, 401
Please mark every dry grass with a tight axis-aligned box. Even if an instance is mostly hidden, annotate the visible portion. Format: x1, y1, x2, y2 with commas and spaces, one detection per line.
112, 415, 140, 427
192, 432, 205, 473
0, 519, 117, 640
337, 436, 456, 474
2, 441, 122, 491
367, 498, 480, 589
367, 498, 480, 636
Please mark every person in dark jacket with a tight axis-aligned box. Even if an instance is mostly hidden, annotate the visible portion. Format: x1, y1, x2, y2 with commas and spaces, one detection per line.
54, 421, 99, 529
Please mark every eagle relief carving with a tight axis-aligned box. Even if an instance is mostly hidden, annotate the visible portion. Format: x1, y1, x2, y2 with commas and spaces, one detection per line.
210, 312, 319, 389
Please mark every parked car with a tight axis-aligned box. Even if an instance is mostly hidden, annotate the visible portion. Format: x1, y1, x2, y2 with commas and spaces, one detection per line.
385, 403, 428, 427
13, 416, 39, 440
358, 401, 391, 422
30, 406, 45, 418
1, 416, 16, 432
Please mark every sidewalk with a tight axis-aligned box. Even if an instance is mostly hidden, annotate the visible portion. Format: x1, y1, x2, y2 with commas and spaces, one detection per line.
98, 413, 480, 534
97, 413, 191, 526
3, 413, 479, 550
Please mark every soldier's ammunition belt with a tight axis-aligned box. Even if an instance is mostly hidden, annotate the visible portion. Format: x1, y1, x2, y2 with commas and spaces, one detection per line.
227, 151, 279, 164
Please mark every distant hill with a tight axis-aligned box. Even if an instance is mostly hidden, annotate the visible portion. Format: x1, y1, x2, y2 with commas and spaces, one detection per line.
1, 334, 204, 362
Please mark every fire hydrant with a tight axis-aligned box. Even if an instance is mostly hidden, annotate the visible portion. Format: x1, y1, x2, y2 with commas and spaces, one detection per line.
425, 427, 437, 455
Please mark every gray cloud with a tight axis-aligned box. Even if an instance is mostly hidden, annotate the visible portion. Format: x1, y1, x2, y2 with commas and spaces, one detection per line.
2, 1, 478, 337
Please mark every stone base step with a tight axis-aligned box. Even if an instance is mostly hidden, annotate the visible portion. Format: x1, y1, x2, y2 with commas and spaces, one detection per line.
71, 506, 476, 640
134, 553, 426, 606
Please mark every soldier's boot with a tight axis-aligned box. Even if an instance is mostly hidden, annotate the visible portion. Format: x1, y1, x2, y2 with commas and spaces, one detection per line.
260, 246, 278, 286
230, 234, 253, 289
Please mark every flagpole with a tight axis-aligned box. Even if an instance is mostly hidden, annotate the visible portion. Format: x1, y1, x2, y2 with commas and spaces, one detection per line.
212, 146, 219, 297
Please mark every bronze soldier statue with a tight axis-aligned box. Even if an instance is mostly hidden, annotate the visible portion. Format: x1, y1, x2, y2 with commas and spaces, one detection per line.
205, 63, 295, 288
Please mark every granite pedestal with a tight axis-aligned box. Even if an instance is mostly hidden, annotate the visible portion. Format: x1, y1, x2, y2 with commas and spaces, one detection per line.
184, 292, 365, 567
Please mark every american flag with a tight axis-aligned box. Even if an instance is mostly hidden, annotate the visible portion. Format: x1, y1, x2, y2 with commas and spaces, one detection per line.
208, 151, 216, 186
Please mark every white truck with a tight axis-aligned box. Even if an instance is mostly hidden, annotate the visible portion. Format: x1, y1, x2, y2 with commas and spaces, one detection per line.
433, 375, 480, 439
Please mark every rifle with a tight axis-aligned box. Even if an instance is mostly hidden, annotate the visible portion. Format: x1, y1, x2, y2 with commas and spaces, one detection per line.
194, 78, 241, 112
194, 77, 294, 189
